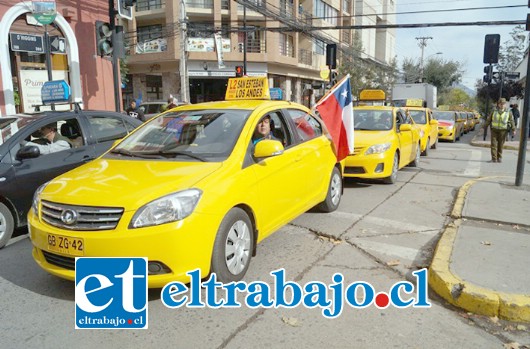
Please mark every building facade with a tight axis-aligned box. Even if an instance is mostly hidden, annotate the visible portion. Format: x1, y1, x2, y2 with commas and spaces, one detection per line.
0, 0, 395, 115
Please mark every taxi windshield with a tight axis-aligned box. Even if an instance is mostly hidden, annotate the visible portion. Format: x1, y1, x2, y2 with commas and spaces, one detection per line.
353, 109, 393, 131
432, 111, 454, 121
408, 110, 427, 124
110, 109, 249, 161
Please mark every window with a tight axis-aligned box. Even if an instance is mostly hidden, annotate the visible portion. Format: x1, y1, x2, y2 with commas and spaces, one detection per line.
287, 109, 322, 142
137, 25, 163, 44
313, 0, 338, 25
314, 38, 325, 55
87, 117, 128, 143
279, 34, 295, 57
146, 75, 163, 101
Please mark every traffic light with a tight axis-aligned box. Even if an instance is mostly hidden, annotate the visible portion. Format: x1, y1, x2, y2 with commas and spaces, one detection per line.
483, 34, 500, 64
483, 65, 492, 84
95, 21, 113, 57
326, 43, 337, 69
118, 0, 137, 21
235, 65, 244, 77
329, 70, 338, 86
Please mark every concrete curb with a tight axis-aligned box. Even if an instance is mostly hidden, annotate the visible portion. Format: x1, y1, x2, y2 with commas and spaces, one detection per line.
429, 177, 530, 322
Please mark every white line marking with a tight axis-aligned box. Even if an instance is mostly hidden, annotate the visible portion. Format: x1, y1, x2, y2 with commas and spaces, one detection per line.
463, 149, 482, 177
353, 239, 420, 260
329, 211, 437, 232
6, 233, 29, 247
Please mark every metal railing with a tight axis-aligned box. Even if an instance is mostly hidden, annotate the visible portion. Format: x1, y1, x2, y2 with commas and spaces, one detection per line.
186, 0, 214, 9
279, 42, 294, 57
341, 30, 351, 45
298, 49, 312, 65
238, 39, 266, 53
136, 0, 164, 11
221, 0, 229, 9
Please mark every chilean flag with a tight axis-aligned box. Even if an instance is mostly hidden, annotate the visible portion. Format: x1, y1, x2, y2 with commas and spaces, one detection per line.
315, 75, 354, 161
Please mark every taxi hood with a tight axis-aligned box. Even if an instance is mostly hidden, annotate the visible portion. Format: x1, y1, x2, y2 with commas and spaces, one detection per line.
354, 130, 393, 147
41, 159, 223, 209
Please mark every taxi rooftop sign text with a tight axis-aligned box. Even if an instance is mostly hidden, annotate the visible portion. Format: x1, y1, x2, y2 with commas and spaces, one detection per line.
225, 77, 271, 100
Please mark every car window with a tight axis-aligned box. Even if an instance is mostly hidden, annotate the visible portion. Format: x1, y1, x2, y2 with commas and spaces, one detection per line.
353, 109, 393, 131
409, 110, 427, 124
87, 116, 128, 143
287, 109, 322, 142
267, 111, 293, 148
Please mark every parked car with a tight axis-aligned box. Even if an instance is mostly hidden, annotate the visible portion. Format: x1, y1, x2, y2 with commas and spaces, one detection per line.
405, 106, 438, 156
29, 77, 343, 287
137, 101, 166, 121
0, 109, 142, 248
433, 110, 464, 142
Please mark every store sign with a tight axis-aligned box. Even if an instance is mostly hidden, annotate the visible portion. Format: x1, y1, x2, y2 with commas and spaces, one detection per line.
41, 80, 70, 104
136, 38, 167, 54
187, 37, 231, 52
19, 70, 70, 112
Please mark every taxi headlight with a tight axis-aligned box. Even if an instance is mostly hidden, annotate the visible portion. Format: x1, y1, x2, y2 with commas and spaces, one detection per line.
32, 182, 49, 216
130, 189, 202, 228
365, 143, 391, 155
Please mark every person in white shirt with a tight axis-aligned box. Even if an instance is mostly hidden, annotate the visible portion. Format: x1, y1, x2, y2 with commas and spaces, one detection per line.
24, 123, 71, 155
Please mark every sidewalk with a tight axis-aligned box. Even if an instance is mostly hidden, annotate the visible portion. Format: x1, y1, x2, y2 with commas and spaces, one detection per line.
429, 177, 530, 322
470, 125, 530, 152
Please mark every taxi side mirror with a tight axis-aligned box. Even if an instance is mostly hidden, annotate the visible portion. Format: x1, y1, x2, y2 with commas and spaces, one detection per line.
429, 119, 438, 126
399, 124, 412, 132
16, 145, 40, 160
253, 139, 284, 158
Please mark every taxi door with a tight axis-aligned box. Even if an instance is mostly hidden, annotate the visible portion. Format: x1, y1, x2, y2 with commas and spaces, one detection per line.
427, 109, 438, 144
395, 110, 414, 166
249, 111, 308, 236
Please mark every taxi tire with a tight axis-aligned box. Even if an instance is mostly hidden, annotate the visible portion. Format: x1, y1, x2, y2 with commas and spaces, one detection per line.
0, 203, 14, 249
316, 166, 342, 212
431, 137, 437, 149
211, 208, 254, 283
383, 153, 399, 184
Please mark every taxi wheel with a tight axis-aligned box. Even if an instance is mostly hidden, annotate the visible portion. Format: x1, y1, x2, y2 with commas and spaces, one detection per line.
211, 208, 254, 282
431, 137, 437, 149
421, 139, 429, 156
410, 144, 421, 167
317, 166, 342, 212
383, 153, 399, 184
0, 203, 14, 249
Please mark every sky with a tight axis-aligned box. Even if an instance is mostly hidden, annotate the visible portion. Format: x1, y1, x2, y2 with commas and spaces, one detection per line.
395, 0, 526, 90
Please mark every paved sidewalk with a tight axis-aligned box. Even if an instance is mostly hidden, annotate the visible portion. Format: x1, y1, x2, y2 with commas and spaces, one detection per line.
429, 177, 530, 322
471, 125, 530, 152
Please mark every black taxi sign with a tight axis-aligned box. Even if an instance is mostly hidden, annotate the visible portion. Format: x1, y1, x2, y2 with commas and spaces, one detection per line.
225, 77, 270, 100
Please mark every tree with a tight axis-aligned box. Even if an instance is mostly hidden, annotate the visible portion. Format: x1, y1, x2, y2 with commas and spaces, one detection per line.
399, 57, 463, 93
439, 88, 475, 109
496, 25, 526, 73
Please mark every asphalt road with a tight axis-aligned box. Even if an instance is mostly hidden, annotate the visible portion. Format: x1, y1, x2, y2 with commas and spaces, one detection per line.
2, 128, 529, 349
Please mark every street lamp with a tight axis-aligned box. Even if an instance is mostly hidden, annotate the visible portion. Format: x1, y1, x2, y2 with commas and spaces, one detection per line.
420, 52, 442, 83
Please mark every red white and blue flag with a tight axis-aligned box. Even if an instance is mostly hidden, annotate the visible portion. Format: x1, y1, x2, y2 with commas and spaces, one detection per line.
315, 75, 354, 161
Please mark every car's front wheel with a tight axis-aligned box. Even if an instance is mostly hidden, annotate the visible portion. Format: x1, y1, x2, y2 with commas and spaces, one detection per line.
409, 144, 421, 167
421, 138, 429, 156
211, 208, 254, 282
0, 203, 14, 249
316, 166, 342, 212
383, 152, 399, 184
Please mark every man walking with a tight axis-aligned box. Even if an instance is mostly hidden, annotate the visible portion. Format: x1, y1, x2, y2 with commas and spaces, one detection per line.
484, 98, 515, 163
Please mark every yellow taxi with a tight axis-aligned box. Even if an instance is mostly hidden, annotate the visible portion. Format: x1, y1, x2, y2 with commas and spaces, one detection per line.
29, 77, 343, 287
433, 110, 463, 142
403, 99, 438, 156
344, 90, 421, 184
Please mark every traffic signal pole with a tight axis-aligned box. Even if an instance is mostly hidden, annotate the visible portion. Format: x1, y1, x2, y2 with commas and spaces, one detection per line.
515, 37, 530, 186
109, 0, 121, 112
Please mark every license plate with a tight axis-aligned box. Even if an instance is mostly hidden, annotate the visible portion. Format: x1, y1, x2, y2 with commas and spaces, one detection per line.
47, 234, 84, 256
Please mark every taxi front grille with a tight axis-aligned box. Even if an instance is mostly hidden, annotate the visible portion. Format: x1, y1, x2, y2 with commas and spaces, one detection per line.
41, 201, 124, 231
345, 167, 366, 174
42, 250, 75, 270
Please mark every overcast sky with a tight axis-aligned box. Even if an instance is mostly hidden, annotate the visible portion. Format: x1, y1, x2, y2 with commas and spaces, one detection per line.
395, 0, 526, 90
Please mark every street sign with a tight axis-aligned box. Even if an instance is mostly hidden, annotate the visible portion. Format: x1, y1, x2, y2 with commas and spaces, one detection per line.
32, 1, 57, 25
505, 72, 521, 80
269, 88, 283, 100
41, 80, 70, 105
50, 35, 66, 54
9, 32, 44, 53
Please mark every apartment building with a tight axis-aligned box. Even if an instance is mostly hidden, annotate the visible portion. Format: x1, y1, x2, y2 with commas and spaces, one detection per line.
125, 0, 395, 108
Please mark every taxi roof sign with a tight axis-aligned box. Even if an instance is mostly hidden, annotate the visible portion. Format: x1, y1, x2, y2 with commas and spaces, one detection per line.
359, 89, 386, 101
225, 77, 270, 100
404, 98, 424, 107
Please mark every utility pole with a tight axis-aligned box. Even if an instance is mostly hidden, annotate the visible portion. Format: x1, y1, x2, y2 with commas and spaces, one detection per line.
109, 0, 121, 112
416, 36, 432, 83
179, 0, 189, 103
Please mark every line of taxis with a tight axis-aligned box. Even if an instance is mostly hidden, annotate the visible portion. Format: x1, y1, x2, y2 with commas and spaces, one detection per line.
434, 110, 480, 143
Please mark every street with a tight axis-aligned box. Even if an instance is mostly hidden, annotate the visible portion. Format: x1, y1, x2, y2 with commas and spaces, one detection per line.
1, 128, 529, 349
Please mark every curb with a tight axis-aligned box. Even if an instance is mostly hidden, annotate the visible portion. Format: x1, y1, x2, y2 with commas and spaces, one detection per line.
428, 177, 530, 322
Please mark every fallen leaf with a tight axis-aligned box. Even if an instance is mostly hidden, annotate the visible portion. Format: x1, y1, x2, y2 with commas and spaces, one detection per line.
516, 325, 527, 331
387, 260, 400, 266
481, 241, 492, 246
504, 342, 520, 349
504, 325, 516, 331
490, 316, 500, 324
281, 316, 300, 327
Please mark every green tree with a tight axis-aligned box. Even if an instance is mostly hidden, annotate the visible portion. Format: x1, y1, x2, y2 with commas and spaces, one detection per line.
497, 25, 526, 73
399, 57, 463, 93
440, 88, 474, 109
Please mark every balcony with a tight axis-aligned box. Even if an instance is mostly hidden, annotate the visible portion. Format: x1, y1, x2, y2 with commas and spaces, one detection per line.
136, 0, 164, 11
135, 0, 165, 20
341, 30, 351, 45
186, 0, 213, 9
237, 39, 266, 53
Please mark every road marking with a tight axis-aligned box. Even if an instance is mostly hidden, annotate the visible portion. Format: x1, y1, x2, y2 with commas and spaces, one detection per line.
352, 239, 420, 260
6, 233, 29, 247
463, 149, 482, 177
329, 211, 437, 233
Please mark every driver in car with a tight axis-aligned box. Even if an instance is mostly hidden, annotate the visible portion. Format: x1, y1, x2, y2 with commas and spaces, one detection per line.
23, 123, 71, 155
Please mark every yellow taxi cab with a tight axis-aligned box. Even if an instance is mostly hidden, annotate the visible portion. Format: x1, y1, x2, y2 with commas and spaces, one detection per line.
432, 110, 463, 142
403, 99, 438, 156
461, 111, 472, 134
29, 77, 344, 287
344, 90, 421, 184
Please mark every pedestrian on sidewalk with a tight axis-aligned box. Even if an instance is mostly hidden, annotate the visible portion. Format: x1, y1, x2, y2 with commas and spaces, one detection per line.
510, 104, 520, 140
484, 98, 515, 163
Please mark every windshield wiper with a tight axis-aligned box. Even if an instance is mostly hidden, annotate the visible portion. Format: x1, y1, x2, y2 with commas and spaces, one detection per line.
155, 150, 207, 162
110, 148, 164, 159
